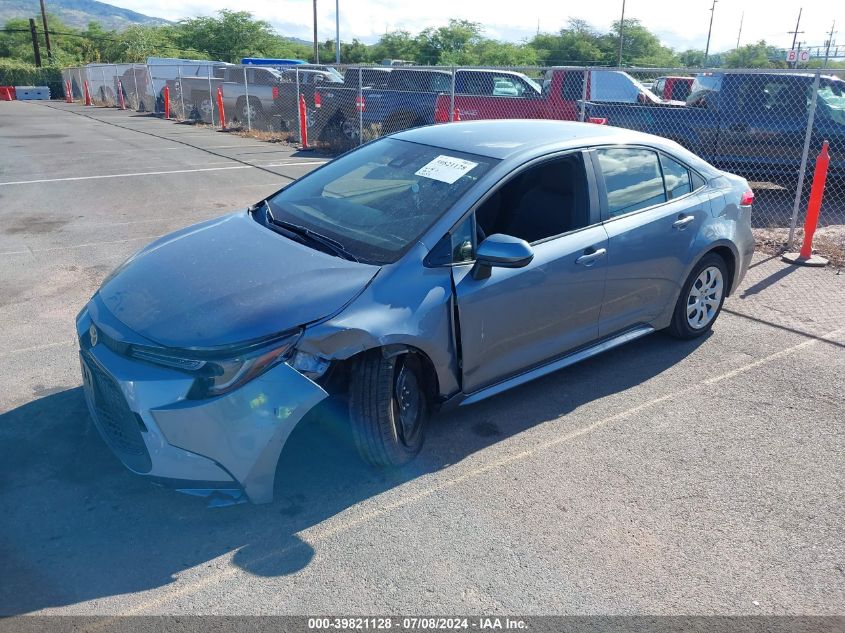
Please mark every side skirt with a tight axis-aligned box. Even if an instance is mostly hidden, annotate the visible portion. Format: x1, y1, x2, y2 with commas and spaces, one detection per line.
444, 325, 655, 409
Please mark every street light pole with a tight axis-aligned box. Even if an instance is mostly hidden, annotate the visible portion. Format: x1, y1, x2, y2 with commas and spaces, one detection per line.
704, 0, 717, 66
38, 0, 52, 60
313, 0, 319, 64
335, 0, 340, 63
617, 0, 625, 67
824, 20, 836, 69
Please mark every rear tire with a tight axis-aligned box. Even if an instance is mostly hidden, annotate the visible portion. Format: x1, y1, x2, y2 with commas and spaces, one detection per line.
349, 351, 428, 467
668, 253, 729, 339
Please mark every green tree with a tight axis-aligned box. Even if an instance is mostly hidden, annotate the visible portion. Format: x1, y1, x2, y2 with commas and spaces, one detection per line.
601, 18, 677, 66
174, 10, 280, 62
368, 30, 420, 63
415, 19, 483, 65
529, 19, 606, 66
724, 41, 783, 68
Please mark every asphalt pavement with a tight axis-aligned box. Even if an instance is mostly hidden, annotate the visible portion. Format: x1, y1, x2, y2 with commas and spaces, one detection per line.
1, 101, 843, 617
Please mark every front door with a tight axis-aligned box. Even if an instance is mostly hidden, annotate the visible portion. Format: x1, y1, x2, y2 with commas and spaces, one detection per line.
451, 152, 609, 394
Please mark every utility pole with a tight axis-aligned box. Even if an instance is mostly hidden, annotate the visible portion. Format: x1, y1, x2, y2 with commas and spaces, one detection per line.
38, 0, 52, 60
313, 0, 319, 64
788, 8, 804, 68
704, 0, 717, 66
824, 20, 836, 68
335, 0, 340, 63
29, 18, 42, 67
617, 0, 626, 67
736, 11, 744, 50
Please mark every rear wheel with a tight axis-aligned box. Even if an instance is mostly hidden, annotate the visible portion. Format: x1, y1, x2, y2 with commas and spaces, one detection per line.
349, 351, 428, 467
236, 96, 269, 129
668, 253, 728, 339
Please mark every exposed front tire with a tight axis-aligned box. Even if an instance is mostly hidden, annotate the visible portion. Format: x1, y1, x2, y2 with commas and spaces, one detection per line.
349, 351, 428, 467
668, 253, 729, 339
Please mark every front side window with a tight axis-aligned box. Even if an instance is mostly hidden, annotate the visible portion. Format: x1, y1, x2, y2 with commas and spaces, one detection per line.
265, 138, 496, 264
596, 148, 666, 217
474, 153, 591, 244
660, 154, 692, 200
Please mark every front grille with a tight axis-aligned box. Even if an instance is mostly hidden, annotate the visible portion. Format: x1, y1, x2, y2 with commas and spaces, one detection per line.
81, 353, 152, 473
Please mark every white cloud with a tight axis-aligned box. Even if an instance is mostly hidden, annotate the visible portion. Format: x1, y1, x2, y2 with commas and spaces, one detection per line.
106, 0, 842, 55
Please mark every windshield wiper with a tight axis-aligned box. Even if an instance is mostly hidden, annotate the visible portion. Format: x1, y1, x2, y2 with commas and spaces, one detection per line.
257, 199, 360, 263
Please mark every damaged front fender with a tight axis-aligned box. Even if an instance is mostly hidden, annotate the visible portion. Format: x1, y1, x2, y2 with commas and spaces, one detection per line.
151, 362, 328, 504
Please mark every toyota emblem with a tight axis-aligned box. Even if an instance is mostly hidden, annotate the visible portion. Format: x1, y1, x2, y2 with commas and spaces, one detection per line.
89, 324, 98, 347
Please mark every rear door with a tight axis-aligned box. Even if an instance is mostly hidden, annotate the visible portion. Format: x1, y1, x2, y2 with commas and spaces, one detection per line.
453, 71, 542, 121
592, 147, 713, 336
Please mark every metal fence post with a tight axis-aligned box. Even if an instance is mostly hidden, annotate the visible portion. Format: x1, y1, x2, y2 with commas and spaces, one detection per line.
132, 65, 140, 111
207, 65, 215, 127
243, 66, 252, 131
146, 64, 155, 113
178, 65, 186, 120
358, 67, 363, 146
450, 66, 456, 122
787, 71, 821, 247
296, 68, 302, 144
100, 66, 107, 106
579, 67, 589, 122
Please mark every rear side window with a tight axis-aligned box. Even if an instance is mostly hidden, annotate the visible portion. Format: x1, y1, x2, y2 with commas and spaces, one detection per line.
660, 154, 692, 199
457, 72, 494, 96
562, 71, 584, 101
596, 148, 666, 217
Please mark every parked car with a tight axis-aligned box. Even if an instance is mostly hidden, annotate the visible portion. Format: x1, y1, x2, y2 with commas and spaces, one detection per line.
651, 76, 694, 101
271, 67, 343, 132
434, 68, 677, 124
77, 120, 754, 504
583, 72, 845, 180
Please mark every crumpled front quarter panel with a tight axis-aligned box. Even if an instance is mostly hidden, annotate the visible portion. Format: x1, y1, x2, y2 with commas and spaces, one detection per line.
151, 362, 328, 504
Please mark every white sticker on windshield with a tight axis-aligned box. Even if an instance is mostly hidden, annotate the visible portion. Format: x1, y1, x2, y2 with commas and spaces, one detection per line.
415, 155, 479, 184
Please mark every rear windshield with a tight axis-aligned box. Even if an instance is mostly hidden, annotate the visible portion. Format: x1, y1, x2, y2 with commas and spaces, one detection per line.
264, 138, 497, 264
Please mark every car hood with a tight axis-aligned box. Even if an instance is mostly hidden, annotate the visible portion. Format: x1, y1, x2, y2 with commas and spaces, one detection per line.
97, 211, 380, 349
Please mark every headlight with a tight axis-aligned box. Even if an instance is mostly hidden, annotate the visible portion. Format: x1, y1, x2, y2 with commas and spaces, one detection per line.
186, 335, 299, 399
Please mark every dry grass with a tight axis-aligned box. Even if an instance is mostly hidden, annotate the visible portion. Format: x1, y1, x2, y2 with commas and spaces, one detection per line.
753, 225, 845, 270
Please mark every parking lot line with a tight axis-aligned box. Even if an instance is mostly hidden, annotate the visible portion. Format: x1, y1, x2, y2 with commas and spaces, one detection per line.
86, 321, 842, 619
0, 166, 251, 187
0, 234, 165, 257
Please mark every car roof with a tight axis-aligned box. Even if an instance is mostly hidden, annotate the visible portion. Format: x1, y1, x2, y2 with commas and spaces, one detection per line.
394, 120, 672, 160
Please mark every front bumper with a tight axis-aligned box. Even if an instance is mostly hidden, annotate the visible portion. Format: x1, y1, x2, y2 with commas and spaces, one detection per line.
77, 309, 328, 504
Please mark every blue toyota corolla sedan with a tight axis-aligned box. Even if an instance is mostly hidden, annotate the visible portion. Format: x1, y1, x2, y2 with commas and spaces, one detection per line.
76, 120, 755, 504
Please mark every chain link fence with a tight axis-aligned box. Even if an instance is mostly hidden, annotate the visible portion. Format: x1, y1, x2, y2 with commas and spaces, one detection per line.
59, 62, 845, 262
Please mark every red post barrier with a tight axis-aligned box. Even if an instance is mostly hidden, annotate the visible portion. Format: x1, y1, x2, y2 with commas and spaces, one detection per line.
163, 85, 170, 119
783, 140, 830, 267
117, 79, 126, 110
83, 81, 92, 106
454, 107, 461, 121
298, 93, 308, 149
216, 86, 226, 130
65, 81, 72, 103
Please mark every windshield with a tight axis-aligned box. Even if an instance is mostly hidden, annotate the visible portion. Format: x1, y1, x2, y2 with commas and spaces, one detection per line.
817, 80, 845, 125
264, 138, 497, 264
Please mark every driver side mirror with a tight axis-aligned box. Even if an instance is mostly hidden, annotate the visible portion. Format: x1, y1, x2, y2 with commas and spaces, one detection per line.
472, 234, 534, 280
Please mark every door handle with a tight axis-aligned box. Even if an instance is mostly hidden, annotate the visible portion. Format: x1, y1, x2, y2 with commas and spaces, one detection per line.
575, 247, 607, 266
672, 215, 696, 229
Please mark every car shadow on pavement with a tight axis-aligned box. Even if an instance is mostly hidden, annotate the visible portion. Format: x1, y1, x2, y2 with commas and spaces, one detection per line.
0, 332, 708, 614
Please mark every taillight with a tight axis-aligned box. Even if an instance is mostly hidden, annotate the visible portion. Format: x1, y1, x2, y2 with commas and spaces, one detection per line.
355, 95, 365, 112
272, 86, 279, 99
314, 91, 321, 108
434, 96, 450, 123
587, 117, 608, 125
740, 190, 754, 206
